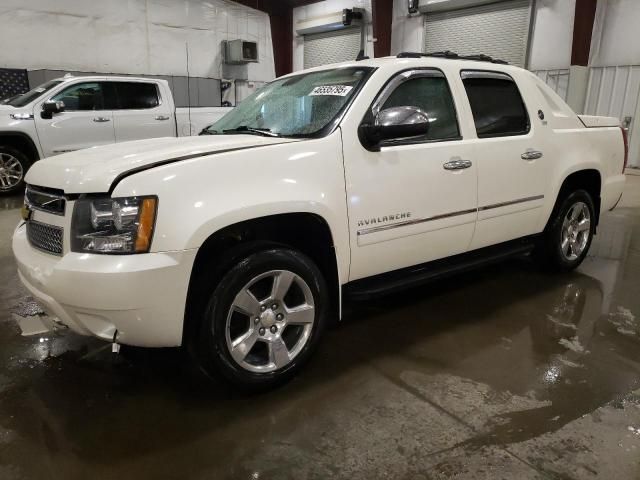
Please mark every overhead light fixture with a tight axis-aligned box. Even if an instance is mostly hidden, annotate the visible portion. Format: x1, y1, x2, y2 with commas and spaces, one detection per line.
342, 8, 363, 26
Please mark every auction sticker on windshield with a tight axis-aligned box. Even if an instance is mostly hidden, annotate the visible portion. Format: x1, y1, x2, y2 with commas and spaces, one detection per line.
309, 85, 354, 96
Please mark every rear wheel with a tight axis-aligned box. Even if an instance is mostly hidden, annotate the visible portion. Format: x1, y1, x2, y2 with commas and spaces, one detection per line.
0, 146, 29, 195
191, 247, 328, 390
536, 190, 595, 272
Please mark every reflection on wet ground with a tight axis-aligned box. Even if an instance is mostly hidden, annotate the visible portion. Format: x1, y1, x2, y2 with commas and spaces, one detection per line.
1, 177, 640, 479
0, 194, 23, 212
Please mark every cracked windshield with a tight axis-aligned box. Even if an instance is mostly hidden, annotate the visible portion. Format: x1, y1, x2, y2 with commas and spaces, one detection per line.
203, 67, 372, 137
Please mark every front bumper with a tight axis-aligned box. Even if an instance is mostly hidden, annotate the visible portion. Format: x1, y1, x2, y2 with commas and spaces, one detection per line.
13, 222, 197, 347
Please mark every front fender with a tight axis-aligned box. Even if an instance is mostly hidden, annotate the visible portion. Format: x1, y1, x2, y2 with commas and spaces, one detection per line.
187, 201, 339, 249
111, 132, 351, 283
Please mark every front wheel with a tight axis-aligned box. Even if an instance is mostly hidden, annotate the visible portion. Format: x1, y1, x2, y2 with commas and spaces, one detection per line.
536, 190, 595, 272
0, 146, 30, 196
192, 248, 328, 391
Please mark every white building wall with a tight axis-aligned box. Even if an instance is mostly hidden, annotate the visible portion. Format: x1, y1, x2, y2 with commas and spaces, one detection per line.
586, 0, 640, 167
390, 1, 425, 54
293, 0, 373, 72
0, 0, 275, 82
528, 0, 575, 71
590, 0, 640, 67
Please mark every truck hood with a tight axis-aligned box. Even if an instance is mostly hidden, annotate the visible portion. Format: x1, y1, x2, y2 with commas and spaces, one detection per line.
26, 135, 300, 194
0, 104, 28, 117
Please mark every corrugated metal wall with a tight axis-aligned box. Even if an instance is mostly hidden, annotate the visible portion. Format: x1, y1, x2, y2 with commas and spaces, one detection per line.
303, 28, 362, 69
584, 65, 640, 168
584, 66, 640, 121
532, 69, 570, 101
424, 0, 531, 67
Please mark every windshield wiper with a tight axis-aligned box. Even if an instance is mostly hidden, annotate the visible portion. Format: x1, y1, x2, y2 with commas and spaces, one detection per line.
222, 126, 281, 137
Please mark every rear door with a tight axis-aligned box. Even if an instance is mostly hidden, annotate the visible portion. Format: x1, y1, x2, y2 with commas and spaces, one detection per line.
111, 81, 174, 142
34, 80, 115, 157
459, 70, 548, 250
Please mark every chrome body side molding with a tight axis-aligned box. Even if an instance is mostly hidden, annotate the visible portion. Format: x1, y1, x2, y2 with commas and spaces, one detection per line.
357, 195, 544, 236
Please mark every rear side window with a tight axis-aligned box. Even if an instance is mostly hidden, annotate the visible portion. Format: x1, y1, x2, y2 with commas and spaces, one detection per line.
461, 71, 529, 138
381, 74, 460, 141
113, 82, 160, 109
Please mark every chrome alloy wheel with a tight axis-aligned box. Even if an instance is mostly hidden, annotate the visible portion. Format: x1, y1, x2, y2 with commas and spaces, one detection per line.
225, 270, 315, 373
560, 201, 591, 261
0, 153, 23, 191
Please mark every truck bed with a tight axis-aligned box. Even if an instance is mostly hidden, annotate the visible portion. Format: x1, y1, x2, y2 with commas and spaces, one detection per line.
578, 115, 621, 128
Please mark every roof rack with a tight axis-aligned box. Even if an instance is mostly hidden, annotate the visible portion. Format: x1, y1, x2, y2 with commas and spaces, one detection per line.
396, 51, 509, 65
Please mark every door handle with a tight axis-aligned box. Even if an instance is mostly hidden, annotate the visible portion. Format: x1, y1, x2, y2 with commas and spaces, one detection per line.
443, 159, 472, 170
521, 150, 543, 161
155, 115, 170, 121
93, 117, 110, 123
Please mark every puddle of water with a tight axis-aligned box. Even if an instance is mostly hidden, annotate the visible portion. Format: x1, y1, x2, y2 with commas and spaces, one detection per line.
0, 195, 23, 211
608, 306, 638, 337
558, 337, 586, 353
13, 314, 53, 337
11, 298, 45, 317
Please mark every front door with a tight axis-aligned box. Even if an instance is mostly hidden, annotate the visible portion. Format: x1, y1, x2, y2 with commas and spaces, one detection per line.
342, 68, 478, 281
34, 81, 115, 157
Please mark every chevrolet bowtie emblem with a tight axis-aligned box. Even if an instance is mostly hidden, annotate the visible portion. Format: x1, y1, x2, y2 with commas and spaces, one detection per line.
21, 204, 32, 221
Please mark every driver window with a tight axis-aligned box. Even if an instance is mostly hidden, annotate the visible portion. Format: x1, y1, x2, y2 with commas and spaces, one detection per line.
51, 82, 105, 111
382, 74, 460, 142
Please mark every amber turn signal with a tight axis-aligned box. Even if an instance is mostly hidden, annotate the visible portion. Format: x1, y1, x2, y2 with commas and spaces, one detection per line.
135, 198, 157, 253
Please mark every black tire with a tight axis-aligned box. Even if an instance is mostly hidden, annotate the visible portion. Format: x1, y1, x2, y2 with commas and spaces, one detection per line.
536, 189, 596, 272
191, 247, 328, 391
0, 145, 30, 196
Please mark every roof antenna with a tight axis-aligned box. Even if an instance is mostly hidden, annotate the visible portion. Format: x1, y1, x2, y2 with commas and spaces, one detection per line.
356, 49, 369, 61
185, 42, 192, 134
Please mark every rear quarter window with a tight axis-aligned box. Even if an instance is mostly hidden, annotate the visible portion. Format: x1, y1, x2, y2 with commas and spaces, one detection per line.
461, 71, 530, 138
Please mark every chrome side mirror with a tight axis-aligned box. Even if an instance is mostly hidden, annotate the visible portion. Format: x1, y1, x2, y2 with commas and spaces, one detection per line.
359, 106, 430, 150
41, 100, 65, 120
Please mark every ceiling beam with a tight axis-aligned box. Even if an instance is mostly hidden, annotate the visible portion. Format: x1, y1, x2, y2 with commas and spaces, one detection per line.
286, 0, 325, 7
571, 0, 598, 66
372, 0, 394, 58
268, 6, 293, 77
231, 0, 322, 12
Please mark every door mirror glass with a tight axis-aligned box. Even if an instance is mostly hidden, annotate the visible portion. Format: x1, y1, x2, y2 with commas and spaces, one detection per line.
41, 100, 65, 119
359, 106, 430, 150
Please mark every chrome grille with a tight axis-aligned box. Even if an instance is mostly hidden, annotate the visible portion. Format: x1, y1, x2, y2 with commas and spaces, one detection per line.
27, 220, 63, 255
25, 185, 66, 216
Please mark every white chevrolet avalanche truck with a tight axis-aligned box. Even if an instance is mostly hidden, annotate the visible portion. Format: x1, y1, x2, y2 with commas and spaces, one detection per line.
13, 53, 627, 389
0, 75, 228, 195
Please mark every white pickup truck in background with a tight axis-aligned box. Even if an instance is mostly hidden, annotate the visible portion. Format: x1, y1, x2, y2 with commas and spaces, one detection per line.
0, 75, 231, 194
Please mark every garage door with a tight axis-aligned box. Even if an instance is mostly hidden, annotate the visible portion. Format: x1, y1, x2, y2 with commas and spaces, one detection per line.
304, 28, 362, 69
424, 0, 531, 67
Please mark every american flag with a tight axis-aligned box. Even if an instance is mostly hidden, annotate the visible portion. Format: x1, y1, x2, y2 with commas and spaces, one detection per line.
0, 68, 29, 101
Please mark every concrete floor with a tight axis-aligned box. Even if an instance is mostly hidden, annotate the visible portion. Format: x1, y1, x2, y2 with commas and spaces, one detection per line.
1, 175, 640, 480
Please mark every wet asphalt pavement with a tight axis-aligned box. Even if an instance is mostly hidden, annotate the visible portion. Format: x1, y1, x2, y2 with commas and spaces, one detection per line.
1, 175, 640, 479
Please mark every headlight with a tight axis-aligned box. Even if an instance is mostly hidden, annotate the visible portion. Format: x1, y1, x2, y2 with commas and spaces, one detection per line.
71, 196, 158, 254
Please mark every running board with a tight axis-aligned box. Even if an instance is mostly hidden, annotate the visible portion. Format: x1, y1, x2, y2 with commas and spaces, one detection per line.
344, 237, 538, 300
